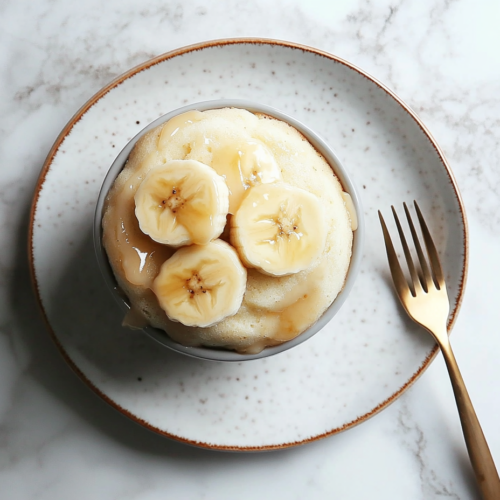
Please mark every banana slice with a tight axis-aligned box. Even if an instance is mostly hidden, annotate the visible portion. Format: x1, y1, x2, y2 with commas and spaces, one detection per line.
134, 159, 229, 247
211, 139, 282, 213
152, 240, 247, 327
230, 183, 327, 276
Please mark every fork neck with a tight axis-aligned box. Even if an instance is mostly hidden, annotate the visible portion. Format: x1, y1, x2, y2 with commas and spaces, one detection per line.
425, 321, 450, 349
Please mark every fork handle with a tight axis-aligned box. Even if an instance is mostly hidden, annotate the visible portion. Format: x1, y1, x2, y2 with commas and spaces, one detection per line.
438, 337, 500, 499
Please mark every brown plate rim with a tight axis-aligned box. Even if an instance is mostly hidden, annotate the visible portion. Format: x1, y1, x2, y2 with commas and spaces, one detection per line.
28, 37, 469, 452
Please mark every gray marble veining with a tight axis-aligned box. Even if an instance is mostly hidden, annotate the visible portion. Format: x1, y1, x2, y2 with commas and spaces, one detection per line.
0, 0, 499, 498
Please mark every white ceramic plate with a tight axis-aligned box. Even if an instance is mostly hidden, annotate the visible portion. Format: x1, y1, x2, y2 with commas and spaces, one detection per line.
30, 39, 468, 451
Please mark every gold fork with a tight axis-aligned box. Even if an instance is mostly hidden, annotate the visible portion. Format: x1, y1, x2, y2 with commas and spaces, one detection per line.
379, 202, 500, 500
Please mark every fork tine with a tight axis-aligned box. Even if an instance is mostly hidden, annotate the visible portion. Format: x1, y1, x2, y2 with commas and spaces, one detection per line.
378, 211, 411, 299
391, 206, 421, 296
403, 202, 434, 292
414, 201, 445, 290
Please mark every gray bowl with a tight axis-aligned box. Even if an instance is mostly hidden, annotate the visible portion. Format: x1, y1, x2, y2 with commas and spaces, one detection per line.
93, 99, 365, 362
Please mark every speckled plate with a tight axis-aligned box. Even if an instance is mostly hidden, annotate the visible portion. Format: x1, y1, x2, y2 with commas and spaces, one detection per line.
29, 39, 468, 451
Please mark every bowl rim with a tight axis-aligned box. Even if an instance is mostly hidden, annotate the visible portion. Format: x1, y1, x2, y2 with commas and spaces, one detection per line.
93, 98, 365, 362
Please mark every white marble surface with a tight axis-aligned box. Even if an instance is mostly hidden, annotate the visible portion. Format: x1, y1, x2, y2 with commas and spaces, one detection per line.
1, 0, 499, 498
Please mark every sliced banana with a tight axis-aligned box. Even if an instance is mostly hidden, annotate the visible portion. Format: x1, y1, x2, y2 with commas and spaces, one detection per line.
230, 183, 327, 276
134, 159, 229, 247
211, 139, 282, 213
152, 240, 247, 328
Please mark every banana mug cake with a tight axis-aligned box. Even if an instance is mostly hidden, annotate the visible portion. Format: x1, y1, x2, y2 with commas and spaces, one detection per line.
102, 107, 357, 354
